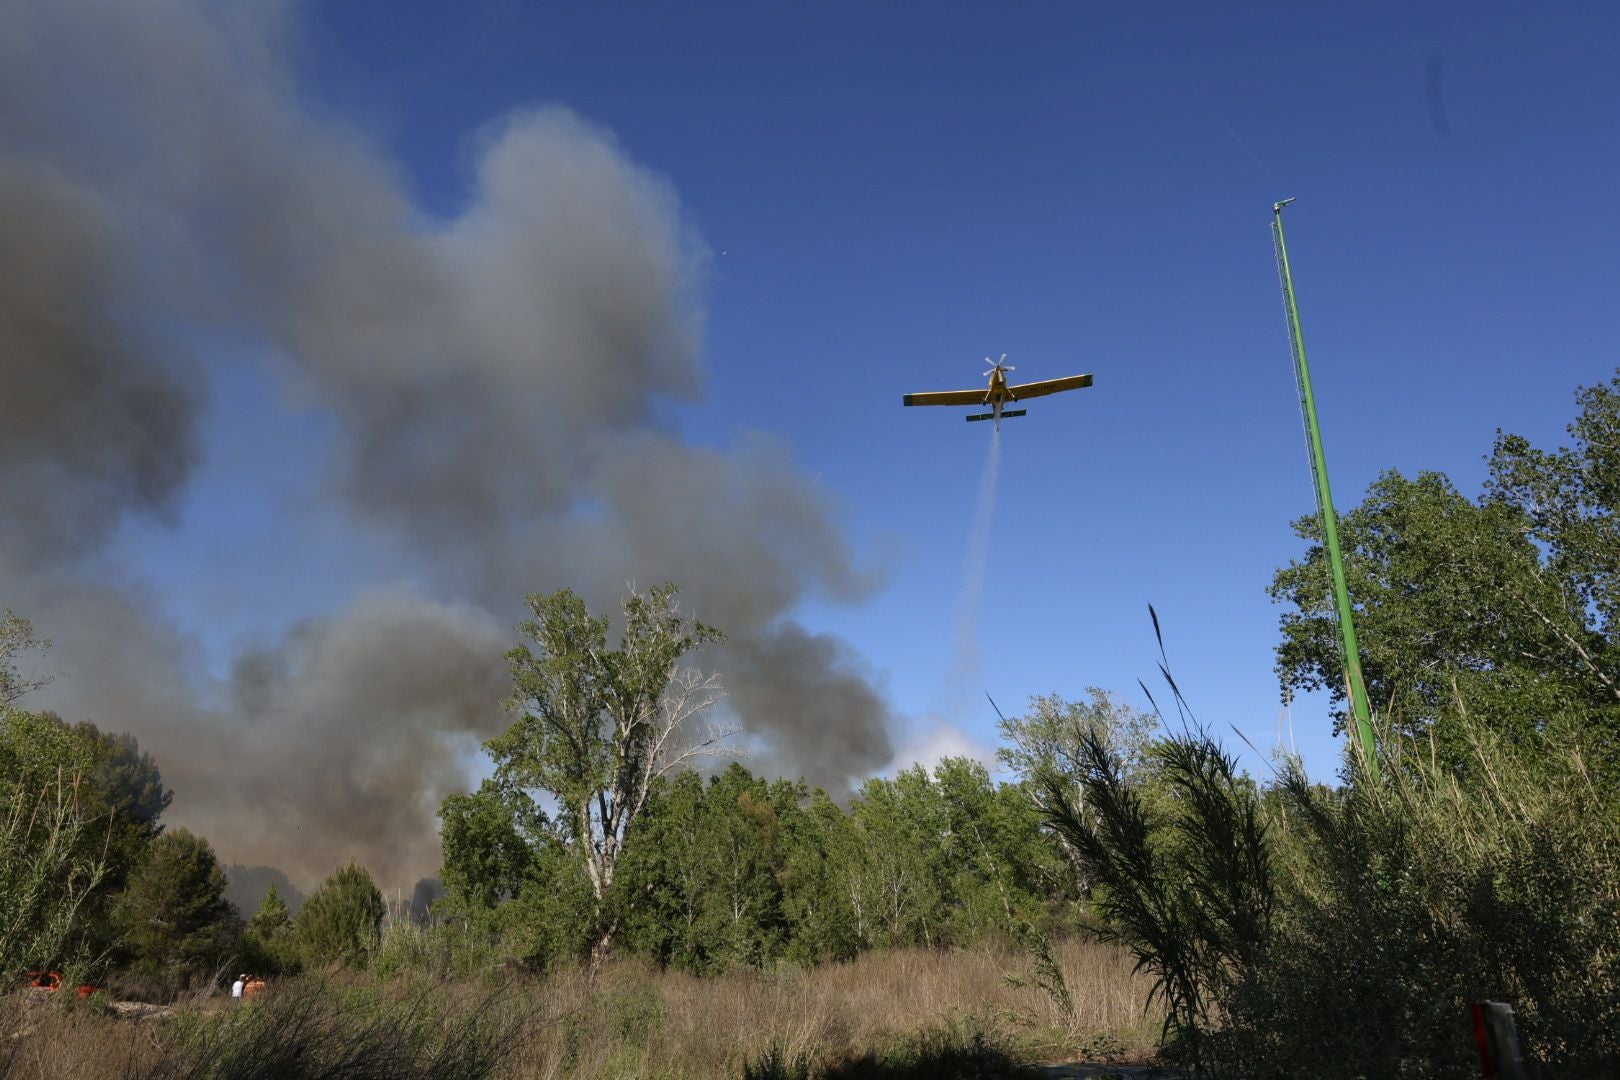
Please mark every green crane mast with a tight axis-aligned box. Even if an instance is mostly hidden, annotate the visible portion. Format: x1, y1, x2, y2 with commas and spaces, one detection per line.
1271, 200, 1381, 783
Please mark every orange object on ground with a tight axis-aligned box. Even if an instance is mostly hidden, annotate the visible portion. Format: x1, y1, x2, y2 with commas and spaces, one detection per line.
27, 971, 62, 992
243, 979, 267, 998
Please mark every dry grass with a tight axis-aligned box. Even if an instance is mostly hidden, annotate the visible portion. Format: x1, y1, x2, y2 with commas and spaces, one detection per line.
0, 938, 1163, 1079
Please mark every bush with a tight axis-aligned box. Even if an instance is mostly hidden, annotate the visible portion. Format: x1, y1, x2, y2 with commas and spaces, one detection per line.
148, 977, 517, 1080
0, 765, 108, 982
743, 1026, 1036, 1079
1053, 711, 1620, 1078
1222, 721, 1620, 1078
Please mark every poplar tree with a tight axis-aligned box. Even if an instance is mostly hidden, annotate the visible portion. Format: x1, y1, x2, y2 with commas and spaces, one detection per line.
485, 584, 729, 966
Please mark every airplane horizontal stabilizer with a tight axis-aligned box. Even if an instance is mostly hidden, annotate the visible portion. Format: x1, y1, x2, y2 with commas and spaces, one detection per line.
965, 410, 1026, 423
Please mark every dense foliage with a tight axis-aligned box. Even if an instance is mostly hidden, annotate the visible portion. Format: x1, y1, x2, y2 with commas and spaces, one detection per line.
110, 828, 239, 998
1272, 373, 1620, 771
295, 864, 387, 971
485, 584, 727, 964
438, 755, 1075, 974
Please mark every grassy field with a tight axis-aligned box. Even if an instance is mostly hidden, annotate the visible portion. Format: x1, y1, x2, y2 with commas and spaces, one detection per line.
0, 938, 1163, 1078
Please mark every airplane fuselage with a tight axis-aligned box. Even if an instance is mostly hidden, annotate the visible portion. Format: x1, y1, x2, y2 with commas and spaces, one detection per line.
985, 367, 1010, 403
983, 367, 1016, 425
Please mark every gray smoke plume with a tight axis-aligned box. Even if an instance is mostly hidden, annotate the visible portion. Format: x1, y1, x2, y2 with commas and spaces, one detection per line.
0, 162, 200, 564
0, 1, 892, 888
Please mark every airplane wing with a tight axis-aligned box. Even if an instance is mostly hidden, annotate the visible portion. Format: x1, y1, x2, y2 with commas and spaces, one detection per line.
1007, 373, 1093, 400
902, 389, 989, 407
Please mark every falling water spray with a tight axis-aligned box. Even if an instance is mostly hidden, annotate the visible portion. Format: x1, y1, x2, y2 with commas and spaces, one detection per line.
947, 428, 1003, 709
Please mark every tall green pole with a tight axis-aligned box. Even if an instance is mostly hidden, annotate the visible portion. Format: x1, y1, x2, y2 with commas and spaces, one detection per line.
1271, 200, 1381, 782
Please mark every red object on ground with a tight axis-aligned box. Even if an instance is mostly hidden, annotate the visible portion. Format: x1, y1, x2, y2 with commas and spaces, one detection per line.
243, 979, 267, 998
24, 971, 97, 997
1472, 1002, 1492, 1077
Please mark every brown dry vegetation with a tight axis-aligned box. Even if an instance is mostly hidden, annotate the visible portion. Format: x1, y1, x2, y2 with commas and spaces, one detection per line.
0, 938, 1163, 1079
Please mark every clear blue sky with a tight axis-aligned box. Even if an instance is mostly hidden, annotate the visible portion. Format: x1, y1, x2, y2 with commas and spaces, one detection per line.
112, 0, 1620, 780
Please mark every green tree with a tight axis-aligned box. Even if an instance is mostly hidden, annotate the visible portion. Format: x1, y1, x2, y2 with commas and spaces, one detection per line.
997, 690, 1159, 787
1269, 469, 1608, 754
846, 768, 949, 949
778, 788, 860, 966
1490, 373, 1620, 636
296, 863, 385, 970
617, 765, 790, 973
483, 584, 728, 965
997, 691, 1160, 897
438, 779, 538, 913
111, 828, 239, 996
617, 770, 709, 970
0, 711, 171, 883
244, 882, 298, 974
689, 765, 787, 970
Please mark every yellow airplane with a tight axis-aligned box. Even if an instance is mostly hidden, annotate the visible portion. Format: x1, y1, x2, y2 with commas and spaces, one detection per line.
902, 356, 1093, 429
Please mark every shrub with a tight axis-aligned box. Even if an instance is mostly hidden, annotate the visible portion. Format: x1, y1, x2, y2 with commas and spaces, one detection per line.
148, 977, 516, 1080
1053, 710, 1620, 1078
0, 766, 108, 982
1222, 721, 1620, 1078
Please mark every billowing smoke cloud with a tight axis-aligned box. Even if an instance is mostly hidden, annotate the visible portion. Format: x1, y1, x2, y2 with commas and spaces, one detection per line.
0, 162, 200, 563
0, 1, 892, 888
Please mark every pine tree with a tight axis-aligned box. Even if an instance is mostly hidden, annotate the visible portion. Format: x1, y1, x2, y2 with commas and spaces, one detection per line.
295, 863, 385, 969
111, 828, 239, 996
245, 882, 297, 973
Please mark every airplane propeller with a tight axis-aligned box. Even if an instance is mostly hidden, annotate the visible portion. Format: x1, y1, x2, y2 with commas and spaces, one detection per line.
983, 353, 1014, 378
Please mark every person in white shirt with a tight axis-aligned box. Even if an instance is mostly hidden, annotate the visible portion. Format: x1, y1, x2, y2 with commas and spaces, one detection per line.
230, 975, 245, 1000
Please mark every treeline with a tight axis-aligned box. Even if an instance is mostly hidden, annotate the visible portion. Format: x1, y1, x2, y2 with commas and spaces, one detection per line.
0, 599, 1115, 997
438, 756, 1072, 974
424, 588, 1135, 978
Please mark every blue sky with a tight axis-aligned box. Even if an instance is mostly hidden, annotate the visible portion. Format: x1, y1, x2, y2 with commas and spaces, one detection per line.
110, 0, 1620, 781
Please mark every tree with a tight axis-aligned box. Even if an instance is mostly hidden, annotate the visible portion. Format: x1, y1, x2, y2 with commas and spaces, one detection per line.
1270, 469, 1614, 757
244, 883, 298, 974
685, 765, 786, 970
0, 610, 52, 708
0, 712, 171, 880
998, 690, 1159, 789
438, 780, 538, 914
295, 863, 385, 970
111, 828, 239, 996
778, 787, 860, 966
998, 691, 1159, 894
483, 584, 729, 964
1269, 374, 1620, 769
846, 769, 949, 949
1488, 372, 1620, 698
